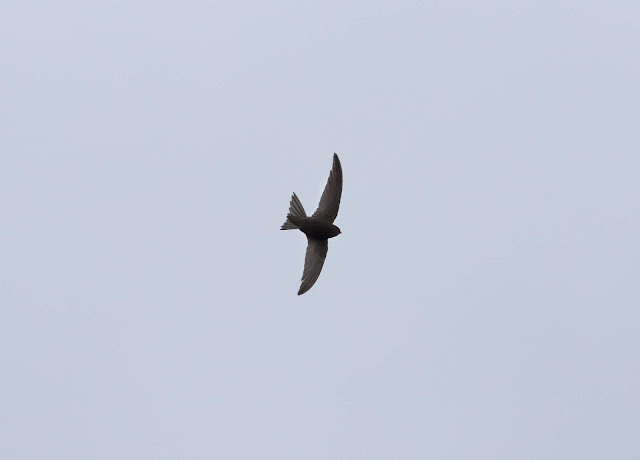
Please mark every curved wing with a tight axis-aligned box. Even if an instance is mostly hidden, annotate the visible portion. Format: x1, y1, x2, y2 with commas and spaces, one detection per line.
298, 238, 329, 295
311, 153, 343, 223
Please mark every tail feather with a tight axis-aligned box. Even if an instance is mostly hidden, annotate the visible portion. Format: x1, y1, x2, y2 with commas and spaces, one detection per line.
281, 192, 306, 230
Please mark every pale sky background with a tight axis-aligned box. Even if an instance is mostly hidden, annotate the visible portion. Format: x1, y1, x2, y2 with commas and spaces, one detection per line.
1, 1, 639, 459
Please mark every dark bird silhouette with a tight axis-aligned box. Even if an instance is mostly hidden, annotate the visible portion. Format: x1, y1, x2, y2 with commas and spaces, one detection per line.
281, 153, 343, 295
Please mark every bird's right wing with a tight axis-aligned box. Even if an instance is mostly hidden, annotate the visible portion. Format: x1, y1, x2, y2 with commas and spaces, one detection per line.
311, 153, 343, 223
298, 238, 329, 295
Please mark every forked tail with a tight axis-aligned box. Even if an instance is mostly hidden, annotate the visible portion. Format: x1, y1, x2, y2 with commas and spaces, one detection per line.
281, 192, 307, 230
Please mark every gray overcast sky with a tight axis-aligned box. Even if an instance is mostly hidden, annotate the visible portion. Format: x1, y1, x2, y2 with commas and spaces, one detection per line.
1, 1, 639, 459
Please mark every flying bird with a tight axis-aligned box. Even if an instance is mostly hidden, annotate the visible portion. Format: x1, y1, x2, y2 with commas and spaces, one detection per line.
281, 153, 343, 295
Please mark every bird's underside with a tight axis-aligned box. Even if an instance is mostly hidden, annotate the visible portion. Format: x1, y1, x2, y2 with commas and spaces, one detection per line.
288, 216, 339, 240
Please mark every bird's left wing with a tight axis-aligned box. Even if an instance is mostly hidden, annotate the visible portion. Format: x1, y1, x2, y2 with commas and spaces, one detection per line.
298, 238, 329, 295
311, 153, 343, 223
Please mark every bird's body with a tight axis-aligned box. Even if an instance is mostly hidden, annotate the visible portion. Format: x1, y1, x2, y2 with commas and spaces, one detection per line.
281, 153, 343, 295
288, 216, 341, 240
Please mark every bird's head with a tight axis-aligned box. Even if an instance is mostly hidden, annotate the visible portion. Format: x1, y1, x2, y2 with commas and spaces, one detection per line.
330, 225, 341, 238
